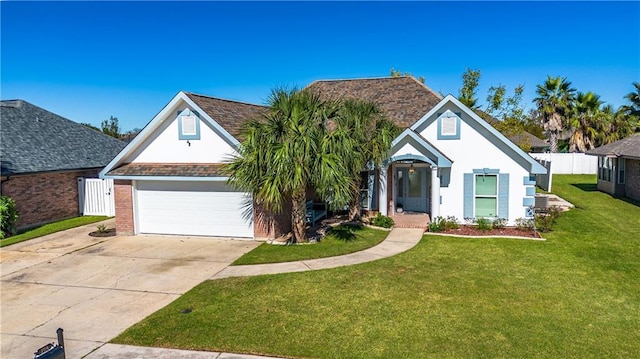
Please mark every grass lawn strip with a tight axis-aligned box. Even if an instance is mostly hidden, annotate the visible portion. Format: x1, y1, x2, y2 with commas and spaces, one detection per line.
113, 175, 640, 358
0, 216, 109, 247
232, 225, 388, 265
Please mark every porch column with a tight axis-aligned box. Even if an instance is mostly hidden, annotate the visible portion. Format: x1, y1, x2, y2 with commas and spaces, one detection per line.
379, 165, 388, 216
430, 165, 440, 219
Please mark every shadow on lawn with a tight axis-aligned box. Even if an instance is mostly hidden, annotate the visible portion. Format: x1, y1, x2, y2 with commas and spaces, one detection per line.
571, 183, 598, 192
328, 223, 363, 242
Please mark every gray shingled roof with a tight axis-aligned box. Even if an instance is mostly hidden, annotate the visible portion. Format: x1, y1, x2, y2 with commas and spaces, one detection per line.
307, 77, 442, 129
1, 100, 127, 176
184, 92, 268, 140
587, 134, 640, 159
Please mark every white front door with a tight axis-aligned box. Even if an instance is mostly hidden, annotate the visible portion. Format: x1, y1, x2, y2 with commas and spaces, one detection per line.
396, 167, 428, 213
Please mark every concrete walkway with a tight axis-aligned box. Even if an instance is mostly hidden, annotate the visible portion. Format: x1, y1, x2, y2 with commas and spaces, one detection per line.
86, 227, 425, 358
211, 227, 424, 279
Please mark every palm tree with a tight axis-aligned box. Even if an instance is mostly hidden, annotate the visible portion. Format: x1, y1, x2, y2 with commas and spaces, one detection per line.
623, 82, 640, 118
224, 88, 352, 243
533, 76, 576, 152
327, 99, 399, 221
600, 104, 636, 145
569, 92, 604, 153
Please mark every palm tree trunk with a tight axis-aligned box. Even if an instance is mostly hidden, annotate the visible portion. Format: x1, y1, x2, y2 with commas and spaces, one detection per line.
291, 189, 307, 243
550, 131, 558, 153
348, 178, 362, 222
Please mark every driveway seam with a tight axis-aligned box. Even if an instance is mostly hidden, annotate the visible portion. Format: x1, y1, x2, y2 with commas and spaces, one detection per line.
0, 280, 184, 296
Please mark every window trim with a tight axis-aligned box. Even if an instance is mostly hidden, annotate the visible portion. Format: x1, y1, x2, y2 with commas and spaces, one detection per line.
474, 173, 498, 218
177, 109, 201, 141
437, 111, 461, 140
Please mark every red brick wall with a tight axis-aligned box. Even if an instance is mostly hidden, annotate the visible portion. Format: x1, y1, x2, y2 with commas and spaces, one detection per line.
114, 180, 134, 235
253, 199, 292, 239
1, 169, 100, 229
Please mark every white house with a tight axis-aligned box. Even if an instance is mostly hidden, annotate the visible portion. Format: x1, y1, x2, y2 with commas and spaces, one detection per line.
101, 77, 546, 239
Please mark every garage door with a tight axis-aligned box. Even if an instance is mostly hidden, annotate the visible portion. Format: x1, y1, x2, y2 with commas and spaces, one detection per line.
136, 181, 253, 238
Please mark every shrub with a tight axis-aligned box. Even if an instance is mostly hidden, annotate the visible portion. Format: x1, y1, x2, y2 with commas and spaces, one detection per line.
371, 214, 394, 228
475, 217, 492, 231
535, 206, 561, 232
492, 218, 507, 229
0, 196, 19, 239
515, 217, 535, 231
428, 216, 460, 232
97, 224, 108, 233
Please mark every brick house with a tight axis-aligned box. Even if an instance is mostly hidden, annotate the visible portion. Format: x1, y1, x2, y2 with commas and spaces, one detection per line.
587, 134, 640, 201
0, 100, 126, 229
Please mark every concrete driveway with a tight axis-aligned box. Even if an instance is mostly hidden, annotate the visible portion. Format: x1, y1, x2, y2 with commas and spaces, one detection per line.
1, 219, 259, 358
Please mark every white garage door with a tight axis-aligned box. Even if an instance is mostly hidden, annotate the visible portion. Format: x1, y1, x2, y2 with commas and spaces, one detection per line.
136, 181, 253, 238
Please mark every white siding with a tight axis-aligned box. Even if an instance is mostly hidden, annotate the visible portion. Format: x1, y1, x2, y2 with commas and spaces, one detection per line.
418, 104, 530, 224
128, 105, 236, 164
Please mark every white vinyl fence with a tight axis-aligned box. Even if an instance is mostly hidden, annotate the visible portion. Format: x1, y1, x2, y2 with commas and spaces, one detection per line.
77, 178, 115, 216
529, 153, 597, 174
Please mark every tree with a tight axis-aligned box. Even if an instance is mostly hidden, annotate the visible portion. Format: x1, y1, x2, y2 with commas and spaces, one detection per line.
224, 88, 352, 243
623, 82, 640, 118
81, 122, 100, 132
389, 68, 425, 83
569, 92, 603, 153
458, 68, 481, 109
600, 104, 636, 145
101, 116, 121, 139
328, 99, 399, 221
533, 76, 576, 153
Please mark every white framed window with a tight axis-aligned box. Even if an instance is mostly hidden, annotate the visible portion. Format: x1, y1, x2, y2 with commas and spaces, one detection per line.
437, 110, 461, 140
475, 174, 497, 217
177, 109, 201, 140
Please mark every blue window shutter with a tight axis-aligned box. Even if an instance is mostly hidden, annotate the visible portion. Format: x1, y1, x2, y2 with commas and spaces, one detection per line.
463, 173, 473, 219
498, 174, 509, 219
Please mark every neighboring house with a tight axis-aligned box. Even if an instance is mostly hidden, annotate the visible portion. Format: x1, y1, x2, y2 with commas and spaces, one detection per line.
0, 100, 127, 229
476, 111, 549, 153
586, 134, 640, 201
101, 76, 546, 239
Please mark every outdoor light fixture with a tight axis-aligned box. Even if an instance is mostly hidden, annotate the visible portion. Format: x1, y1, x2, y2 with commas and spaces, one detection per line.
409, 163, 415, 174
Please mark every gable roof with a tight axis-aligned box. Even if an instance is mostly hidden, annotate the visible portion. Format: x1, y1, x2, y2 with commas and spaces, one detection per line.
184, 92, 267, 140
1, 100, 126, 176
411, 95, 547, 174
307, 76, 442, 129
587, 134, 640, 160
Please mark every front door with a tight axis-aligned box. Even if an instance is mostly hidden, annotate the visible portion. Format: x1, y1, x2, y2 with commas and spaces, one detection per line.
397, 167, 428, 213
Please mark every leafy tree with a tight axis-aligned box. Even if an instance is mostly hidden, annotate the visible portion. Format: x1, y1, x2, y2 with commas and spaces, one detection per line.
458, 68, 481, 109
569, 92, 603, 153
224, 88, 352, 243
328, 99, 399, 221
389, 68, 425, 83
533, 76, 576, 153
101, 116, 121, 139
486, 84, 526, 122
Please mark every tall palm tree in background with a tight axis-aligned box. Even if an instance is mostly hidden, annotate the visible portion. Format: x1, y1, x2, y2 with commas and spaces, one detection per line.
623, 82, 640, 119
569, 92, 603, 152
600, 104, 636, 146
327, 99, 399, 221
534, 76, 576, 152
224, 88, 351, 243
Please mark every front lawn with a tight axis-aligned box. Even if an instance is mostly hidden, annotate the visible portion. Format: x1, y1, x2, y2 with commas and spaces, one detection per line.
113, 175, 640, 358
232, 225, 388, 265
0, 216, 109, 247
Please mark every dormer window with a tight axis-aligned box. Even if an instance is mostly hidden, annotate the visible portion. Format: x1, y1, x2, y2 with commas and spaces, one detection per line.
437, 110, 461, 140
177, 109, 201, 140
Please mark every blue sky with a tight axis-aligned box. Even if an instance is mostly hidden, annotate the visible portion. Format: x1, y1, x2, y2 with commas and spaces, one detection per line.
2, 1, 639, 131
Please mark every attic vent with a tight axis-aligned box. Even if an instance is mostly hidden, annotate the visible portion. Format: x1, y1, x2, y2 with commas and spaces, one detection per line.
178, 109, 201, 140
181, 115, 197, 135
441, 116, 457, 136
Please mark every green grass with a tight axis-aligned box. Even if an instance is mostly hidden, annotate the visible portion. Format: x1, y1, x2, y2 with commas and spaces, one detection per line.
0, 216, 109, 247
232, 225, 388, 265
113, 175, 640, 358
